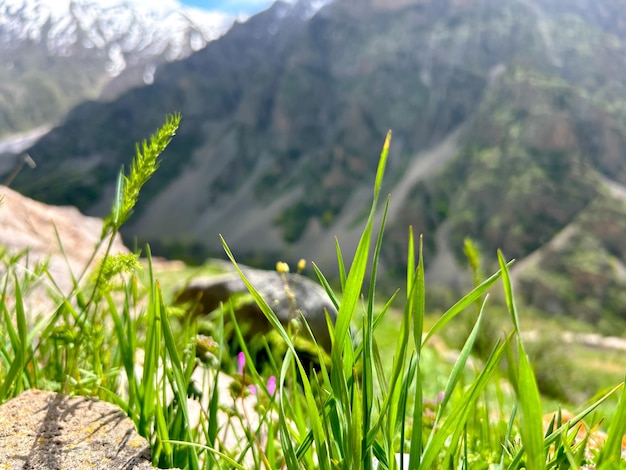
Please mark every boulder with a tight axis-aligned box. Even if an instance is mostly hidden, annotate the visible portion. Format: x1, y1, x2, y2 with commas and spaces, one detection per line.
175, 267, 337, 351
0, 389, 160, 470
0, 185, 128, 286
0, 185, 128, 318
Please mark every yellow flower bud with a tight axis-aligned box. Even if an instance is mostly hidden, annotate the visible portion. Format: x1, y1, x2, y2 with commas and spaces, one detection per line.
276, 261, 290, 273
297, 258, 306, 273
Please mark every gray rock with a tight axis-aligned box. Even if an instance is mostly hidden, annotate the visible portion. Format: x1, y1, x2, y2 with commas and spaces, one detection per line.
0, 389, 159, 470
175, 267, 337, 351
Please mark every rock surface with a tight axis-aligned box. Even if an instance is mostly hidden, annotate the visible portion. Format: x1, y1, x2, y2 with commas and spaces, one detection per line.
0, 185, 128, 317
0, 389, 157, 470
175, 266, 337, 351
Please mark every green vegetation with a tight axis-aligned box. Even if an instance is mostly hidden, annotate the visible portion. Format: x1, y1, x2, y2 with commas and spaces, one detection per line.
1, 118, 625, 469
0, 46, 105, 136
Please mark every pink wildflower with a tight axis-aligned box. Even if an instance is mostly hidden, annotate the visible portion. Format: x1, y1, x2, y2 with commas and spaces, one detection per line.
237, 352, 246, 376
267, 376, 277, 396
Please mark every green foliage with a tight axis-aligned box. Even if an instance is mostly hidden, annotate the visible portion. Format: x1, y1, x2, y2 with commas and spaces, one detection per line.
1, 121, 624, 469
220, 131, 624, 469
597, 379, 626, 467
275, 201, 312, 243
516, 199, 626, 329
499, 250, 545, 470
275, 195, 346, 243
0, 49, 103, 137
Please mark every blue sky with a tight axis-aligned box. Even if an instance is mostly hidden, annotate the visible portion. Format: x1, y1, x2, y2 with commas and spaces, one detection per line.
180, 0, 275, 16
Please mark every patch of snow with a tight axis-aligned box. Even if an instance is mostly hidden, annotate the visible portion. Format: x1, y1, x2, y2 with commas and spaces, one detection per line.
106, 42, 126, 76
142, 63, 156, 84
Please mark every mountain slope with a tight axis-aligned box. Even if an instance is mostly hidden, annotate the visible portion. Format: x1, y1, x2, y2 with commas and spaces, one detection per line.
13, 0, 491, 246
8, 0, 626, 328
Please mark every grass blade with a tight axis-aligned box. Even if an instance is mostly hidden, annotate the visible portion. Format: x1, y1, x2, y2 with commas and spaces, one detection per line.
335, 238, 347, 292
221, 237, 330, 470
423, 263, 509, 345
498, 250, 544, 470
516, 337, 545, 470
409, 232, 425, 470
312, 262, 340, 311
362, 196, 390, 469
439, 296, 488, 417
333, 131, 391, 361
159, 283, 200, 470
596, 379, 626, 466
0, 274, 29, 398
421, 335, 511, 468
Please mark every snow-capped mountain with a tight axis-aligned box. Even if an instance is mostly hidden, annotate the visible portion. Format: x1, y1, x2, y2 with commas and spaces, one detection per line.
0, 0, 241, 137
0, 0, 235, 77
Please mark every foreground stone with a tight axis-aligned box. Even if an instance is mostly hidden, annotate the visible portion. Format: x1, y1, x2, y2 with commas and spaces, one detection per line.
175, 266, 338, 351
0, 389, 158, 470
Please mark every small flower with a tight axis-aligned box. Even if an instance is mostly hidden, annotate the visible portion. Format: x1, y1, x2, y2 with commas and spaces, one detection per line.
297, 258, 306, 273
237, 352, 246, 376
196, 335, 219, 365
276, 261, 290, 273
196, 335, 218, 356
267, 376, 277, 396
248, 384, 257, 395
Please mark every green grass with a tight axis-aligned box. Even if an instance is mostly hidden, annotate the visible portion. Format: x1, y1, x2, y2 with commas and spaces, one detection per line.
1, 117, 625, 468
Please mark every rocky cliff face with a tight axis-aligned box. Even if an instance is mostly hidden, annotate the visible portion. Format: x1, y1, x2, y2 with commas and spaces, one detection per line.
7, 0, 626, 328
